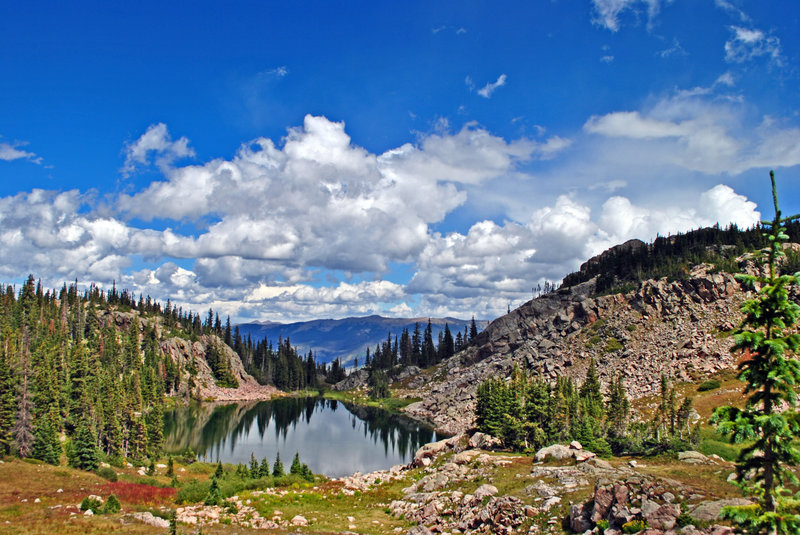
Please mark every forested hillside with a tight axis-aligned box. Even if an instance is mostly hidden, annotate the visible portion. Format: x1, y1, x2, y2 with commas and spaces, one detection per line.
0, 276, 322, 466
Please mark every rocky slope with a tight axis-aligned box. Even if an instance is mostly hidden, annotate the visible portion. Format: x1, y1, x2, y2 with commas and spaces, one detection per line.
403, 263, 746, 434
96, 309, 280, 401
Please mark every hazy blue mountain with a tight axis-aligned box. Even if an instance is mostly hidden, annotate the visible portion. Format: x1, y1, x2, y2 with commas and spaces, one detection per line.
236, 315, 488, 364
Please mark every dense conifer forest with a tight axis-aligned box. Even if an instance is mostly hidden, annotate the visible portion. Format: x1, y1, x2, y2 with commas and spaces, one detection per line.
0, 275, 329, 466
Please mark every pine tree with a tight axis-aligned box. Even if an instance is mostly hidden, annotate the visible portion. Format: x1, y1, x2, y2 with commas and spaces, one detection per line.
579, 358, 604, 419
713, 171, 800, 533
272, 452, 284, 477
31, 413, 60, 465
605, 374, 630, 438
259, 456, 271, 478
469, 316, 478, 342
0, 353, 17, 454
290, 452, 302, 475
249, 453, 259, 478
71, 422, 99, 471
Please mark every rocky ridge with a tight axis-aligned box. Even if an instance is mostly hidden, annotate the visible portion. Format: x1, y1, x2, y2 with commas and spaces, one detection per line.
403, 264, 745, 434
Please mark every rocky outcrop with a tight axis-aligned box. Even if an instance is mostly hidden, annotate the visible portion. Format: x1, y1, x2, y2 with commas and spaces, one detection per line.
332, 369, 369, 391
404, 264, 745, 434
160, 335, 280, 401
96, 309, 279, 402
570, 472, 745, 535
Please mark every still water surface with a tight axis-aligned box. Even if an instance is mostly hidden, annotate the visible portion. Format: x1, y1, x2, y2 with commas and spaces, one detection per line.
164, 397, 442, 477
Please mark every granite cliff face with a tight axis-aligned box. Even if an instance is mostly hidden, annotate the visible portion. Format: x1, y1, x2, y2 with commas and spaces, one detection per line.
403, 263, 746, 434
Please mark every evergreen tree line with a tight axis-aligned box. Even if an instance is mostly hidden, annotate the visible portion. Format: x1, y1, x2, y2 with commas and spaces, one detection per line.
475, 360, 696, 456
361, 317, 480, 372
562, 222, 800, 295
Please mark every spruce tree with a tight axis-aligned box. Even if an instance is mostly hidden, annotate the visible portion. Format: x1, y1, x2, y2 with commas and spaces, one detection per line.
31, 413, 60, 465
605, 374, 629, 438
272, 452, 284, 477
0, 353, 17, 454
204, 475, 223, 506
71, 422, 99, 471
713, 171, 800, 533
579, 357, 604, 419
259, 456, 271, 478
290, 452, 302, 475
249, 452, 259, 478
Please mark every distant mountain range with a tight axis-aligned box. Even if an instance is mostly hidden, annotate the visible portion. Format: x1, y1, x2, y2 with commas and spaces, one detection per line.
235, 315, 488, 364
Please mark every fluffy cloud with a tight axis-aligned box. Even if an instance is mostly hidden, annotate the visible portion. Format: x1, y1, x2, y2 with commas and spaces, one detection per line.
0, 140, 41, 164
119, 117, 557, 277
407, 184, 759, 312
122, 123, 195, 176
0, 108, 775, 322
0, 189, 131, 282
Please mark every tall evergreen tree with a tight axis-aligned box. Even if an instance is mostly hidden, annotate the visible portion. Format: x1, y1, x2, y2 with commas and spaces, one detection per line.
272, 452, 284, 477
0, 353, 16, 454
71, 422, 99, 471
579, 357, 604, 419
713, 172, 800, 533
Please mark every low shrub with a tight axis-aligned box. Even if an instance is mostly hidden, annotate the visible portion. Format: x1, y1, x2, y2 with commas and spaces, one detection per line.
104, 494, 121, 514
622, 519, 648, 533
80, 496, 103, 512
95, 466, 118, 482
697, 379, 721, 392
175, 479, 210, 504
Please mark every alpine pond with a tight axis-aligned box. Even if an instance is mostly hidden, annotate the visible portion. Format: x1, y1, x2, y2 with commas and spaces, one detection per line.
164, 397, 443, 477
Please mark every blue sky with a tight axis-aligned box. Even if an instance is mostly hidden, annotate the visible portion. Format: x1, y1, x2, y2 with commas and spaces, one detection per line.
1, 0, 799, 323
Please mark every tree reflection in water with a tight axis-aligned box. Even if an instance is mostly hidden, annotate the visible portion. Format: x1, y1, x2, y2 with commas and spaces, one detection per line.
163, 397, 443, 477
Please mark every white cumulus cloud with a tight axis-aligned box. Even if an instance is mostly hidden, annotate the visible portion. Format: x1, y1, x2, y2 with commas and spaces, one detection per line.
122, 123, 195, 176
